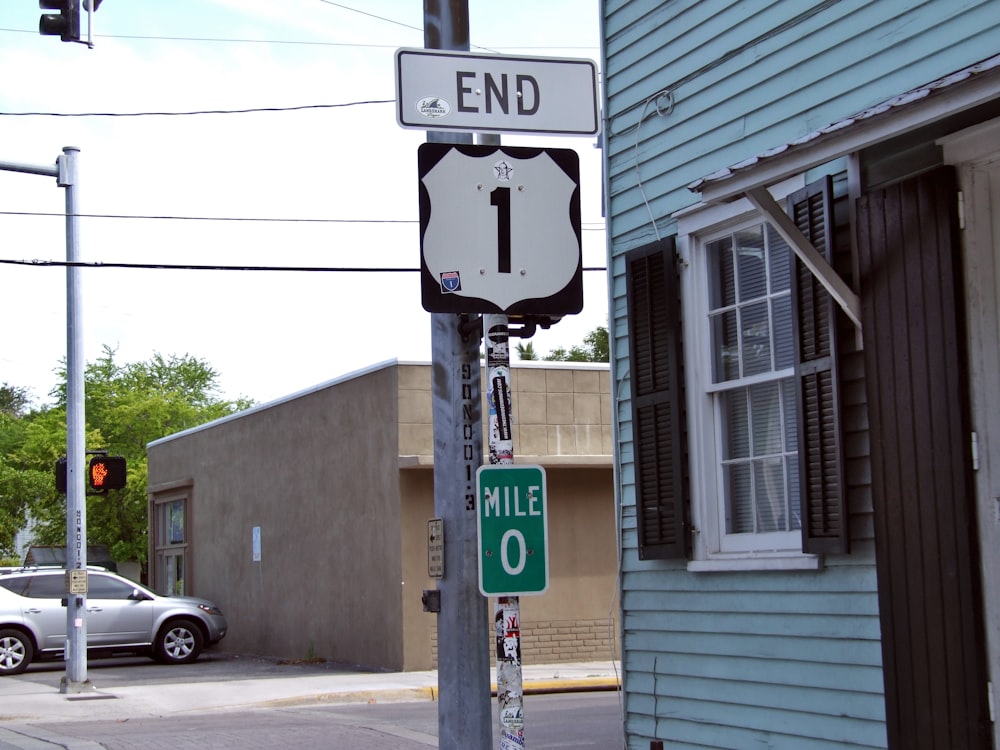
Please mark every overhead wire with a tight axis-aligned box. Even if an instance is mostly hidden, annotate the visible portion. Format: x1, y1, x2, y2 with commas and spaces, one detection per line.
0, 27, 597, 52
0, 3, 607, 269
0, 210, 607, 230
0, 100, 394, 117
0, 258, 609, 273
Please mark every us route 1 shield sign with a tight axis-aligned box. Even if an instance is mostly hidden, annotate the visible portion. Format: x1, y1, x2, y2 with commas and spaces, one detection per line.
477, 464, 548, 596
418, 143, 582, 315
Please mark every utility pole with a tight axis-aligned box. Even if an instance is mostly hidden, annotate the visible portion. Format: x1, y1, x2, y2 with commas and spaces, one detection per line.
424, 2, 494, 748
59, 147, 89, 693
0, 148, 89, 692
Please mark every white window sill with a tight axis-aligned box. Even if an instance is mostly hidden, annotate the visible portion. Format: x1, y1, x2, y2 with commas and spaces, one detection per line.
687, 554, 822, 573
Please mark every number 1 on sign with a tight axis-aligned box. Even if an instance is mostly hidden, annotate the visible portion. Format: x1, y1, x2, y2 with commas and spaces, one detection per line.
490, 187, 511, 274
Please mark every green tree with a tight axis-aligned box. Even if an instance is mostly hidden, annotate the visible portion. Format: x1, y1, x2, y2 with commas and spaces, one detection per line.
0, 383, 32, 417
515, 342, 538, 361
0, 348, 252, 566
543, 325, 610, 363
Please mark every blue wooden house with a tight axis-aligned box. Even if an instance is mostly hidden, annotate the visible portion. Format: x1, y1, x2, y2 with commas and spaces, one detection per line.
600, 1, 1000, 748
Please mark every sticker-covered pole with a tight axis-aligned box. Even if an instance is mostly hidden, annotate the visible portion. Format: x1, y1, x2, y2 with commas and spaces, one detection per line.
483, 310, 525, 750
424, 2, 493, 749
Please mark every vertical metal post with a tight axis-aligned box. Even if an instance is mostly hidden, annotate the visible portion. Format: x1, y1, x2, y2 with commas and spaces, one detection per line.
484, 312, 525, 750
58, 146, 90, 693
0, 150, 89, 692
425, 2, 493, 748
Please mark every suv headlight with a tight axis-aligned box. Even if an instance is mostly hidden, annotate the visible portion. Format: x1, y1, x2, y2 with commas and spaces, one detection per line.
197, 603, 223, 616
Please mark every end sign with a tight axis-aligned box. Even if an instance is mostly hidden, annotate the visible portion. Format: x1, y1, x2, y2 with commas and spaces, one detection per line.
395, 48, 600, 136
477, 465, 548, 596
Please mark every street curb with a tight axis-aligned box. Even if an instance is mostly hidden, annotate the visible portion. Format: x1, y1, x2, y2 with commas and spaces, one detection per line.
516, 677, 621, 695
250, 677, 620, 709
256, 686, 438, 708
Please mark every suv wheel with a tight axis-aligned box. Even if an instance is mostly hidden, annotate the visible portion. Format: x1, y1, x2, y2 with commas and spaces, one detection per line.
154, 619, 204, 665
0, 629, 33, 676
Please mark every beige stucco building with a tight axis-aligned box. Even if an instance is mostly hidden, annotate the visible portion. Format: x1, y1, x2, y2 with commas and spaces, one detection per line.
146, 359, 618, 671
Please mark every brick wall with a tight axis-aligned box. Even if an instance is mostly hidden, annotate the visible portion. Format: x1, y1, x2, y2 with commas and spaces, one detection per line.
430, 617, 618, 667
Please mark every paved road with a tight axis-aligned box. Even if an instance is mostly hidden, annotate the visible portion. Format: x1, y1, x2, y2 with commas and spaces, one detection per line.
6, 693, 622, 749
0, 653, 624, 749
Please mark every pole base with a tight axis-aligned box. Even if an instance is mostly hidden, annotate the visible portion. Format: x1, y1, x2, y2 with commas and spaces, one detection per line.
59, 676, 96, 695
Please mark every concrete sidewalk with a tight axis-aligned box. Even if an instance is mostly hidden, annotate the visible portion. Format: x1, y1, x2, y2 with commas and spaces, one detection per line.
0, 660, 620, 749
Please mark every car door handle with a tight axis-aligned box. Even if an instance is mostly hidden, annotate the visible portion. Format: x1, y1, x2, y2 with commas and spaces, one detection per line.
87, 607, 103, 613
25, 608, 42, 614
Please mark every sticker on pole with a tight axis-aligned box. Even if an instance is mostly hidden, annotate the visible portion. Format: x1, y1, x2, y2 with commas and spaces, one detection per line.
477, 464, 548, 596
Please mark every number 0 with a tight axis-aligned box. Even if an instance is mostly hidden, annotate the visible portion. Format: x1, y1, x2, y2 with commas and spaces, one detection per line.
490, 187, 512, 274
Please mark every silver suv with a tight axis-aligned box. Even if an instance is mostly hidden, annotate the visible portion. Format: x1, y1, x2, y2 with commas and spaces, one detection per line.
0, 567, 227, 675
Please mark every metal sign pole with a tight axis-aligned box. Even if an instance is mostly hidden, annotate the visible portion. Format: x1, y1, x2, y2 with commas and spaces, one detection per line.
0, 149, 89, 692
483, 311, 526, 750
59, 147, 90, 693
424, 2, 493, 748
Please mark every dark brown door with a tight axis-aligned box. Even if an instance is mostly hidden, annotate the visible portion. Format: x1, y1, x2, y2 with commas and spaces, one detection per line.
857, 165, 992, 749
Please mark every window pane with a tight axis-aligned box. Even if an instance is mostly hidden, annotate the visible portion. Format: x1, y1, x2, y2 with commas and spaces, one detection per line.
89, 575, 133, 599
726, 463, 753, 534
736, 227, 767, 300
711, 309, 740, 382
754, 457, 786, 532
787, 455, 801, 531
722, 390, 749, 459
741, 302, 772, 376
750, 381, 782, 455
25, 576, 63, 598
708, 236, 735, 308
783, 380, 798, 452
767, 226, 791, 293
772, 295, 794, 370
167, 500, 184, 544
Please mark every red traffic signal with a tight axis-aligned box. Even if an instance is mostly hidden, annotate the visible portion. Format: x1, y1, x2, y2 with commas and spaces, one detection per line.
88, 455, 127, 491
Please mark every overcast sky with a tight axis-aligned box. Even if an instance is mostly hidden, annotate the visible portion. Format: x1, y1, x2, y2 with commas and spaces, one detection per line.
0, 0, 606, 407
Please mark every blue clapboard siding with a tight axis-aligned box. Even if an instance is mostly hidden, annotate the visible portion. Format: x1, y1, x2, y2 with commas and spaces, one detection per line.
620, 565, 887, 749
601, 1, 1000, 747
603, 0, 1000, 247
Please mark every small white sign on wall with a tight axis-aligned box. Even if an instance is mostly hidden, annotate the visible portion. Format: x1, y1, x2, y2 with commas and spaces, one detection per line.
252, 526, 261, 562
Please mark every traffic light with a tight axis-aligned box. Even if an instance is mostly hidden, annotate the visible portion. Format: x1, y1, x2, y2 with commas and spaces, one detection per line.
88, 455, 127, 492
55, 457, 68, 494
39, 0, 81, 43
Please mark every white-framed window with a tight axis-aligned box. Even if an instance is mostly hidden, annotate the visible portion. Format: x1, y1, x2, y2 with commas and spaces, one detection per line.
703, 222, 801, 556
673, 181, 822, 570
626, 175, 842, 567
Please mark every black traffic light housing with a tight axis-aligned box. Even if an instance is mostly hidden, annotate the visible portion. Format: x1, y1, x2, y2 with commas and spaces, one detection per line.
88, 455, 127, 492
39, 0, 81, 42
55, 457, 68, 494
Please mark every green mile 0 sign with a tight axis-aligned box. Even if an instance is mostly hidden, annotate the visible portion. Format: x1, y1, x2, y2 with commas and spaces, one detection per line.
476, 464, 549, 596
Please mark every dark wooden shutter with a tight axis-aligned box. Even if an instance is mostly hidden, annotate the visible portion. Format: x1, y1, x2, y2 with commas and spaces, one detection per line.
788, 177, 848, 554
625, 237, 689, 560
857, 165, 990, 749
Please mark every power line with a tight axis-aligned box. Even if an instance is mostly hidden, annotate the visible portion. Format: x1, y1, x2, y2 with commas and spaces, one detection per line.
0, 26, 405, 48
0, 27, 597, 53
0, 210, 413, 224
0, 258, 608, 273
0, 210, 607, 230
314, 0, 424, 34
0, 100, 394, 118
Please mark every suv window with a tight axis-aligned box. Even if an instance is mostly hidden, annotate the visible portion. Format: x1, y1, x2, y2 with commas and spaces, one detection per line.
0, 577, 30, 596
23, 574, 65, 599
88, 574, 137, 599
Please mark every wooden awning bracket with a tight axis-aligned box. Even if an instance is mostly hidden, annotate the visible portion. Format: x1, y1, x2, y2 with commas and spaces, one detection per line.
745, 186, 862, 330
